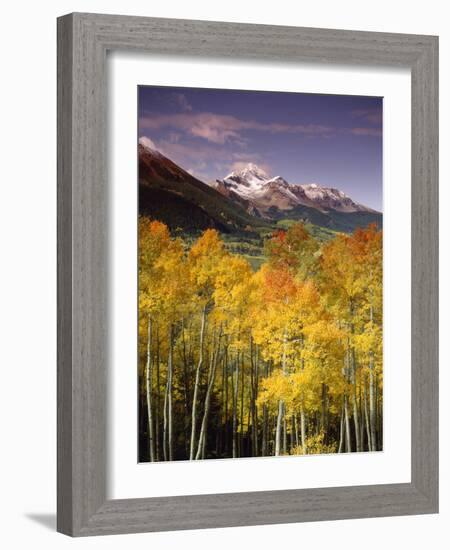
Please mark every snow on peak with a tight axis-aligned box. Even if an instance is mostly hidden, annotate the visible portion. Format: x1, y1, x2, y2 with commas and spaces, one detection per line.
266, 176, 289, 186
139, 136, 161, 156
241, 162, 269, 179
212, 165, 374, 215
297, 183, 370, 212
301, 183, 349, 201
226, 163, 269, 184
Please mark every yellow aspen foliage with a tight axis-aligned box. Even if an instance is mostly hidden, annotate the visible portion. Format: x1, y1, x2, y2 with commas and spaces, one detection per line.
138, 219, 383, 460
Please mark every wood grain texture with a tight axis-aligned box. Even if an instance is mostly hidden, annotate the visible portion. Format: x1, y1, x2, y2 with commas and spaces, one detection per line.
57, 12, 439, 536
410, 36, 439, 506
57, 13, 74, 536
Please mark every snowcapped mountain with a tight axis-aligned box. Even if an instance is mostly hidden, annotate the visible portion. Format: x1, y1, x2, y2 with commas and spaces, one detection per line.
211, 165, 303, 215
138, 141, 272, 234
300, 183, 376, 213
211, 163, 377, 218
138, 142, 382, 234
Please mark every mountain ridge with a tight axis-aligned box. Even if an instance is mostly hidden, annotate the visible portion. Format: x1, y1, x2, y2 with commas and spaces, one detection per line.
138, 141, 271, 236
138, 140, 381, 236
211, 163, 379, 219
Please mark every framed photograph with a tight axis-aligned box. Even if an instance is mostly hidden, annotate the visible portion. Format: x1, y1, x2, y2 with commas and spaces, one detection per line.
57, 13, 438, 536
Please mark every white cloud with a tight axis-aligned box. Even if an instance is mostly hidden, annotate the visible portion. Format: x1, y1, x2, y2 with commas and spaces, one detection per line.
140, 112, 335, 145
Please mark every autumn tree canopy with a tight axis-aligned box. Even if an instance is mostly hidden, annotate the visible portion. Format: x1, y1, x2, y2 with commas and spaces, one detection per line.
138, 219, 383, 461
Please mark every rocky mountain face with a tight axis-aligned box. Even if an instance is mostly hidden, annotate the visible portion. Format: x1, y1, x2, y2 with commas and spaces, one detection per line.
138, 141, 271, 234
210, 163, 378, 219
138, 140, 381, 235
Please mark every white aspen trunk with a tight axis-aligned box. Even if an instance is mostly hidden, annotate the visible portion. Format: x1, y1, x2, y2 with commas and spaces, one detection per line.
364, 377, 372, 451
352, 383, 361, 452
181, 318, 190, 456
275, 330, 288, 456
338, 401, 345, 453
349, 322, 361, 452
359, 382, 365, 450
344, 395, 352, 452
189, 306, 206, 460
294, 414, 299, 448
368, 302, 377, 451
275, 400, 283, 456
155, 326, 160, 460
300, 406, 306, 454
201, 433, 206, 459
219, 350, 226, 457
321, 383, 327, 436
240, 354, 245, 457
195, 332, 221, 459
224, 346, 229, 456
162, 370, 168, 461
249, 337, 259, 457
369, 353, 376, 451
232, 355, 239, 458
299, 332, 307, 454
254, 347, 260, 456
376, 373, 381, 446
290, 415, 295, 452
145, 315, 155, 462
261, 360, 269, 456
167, 324, 174, 461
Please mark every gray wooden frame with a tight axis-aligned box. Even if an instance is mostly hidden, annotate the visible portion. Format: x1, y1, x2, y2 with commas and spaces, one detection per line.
57, 12, 438, 537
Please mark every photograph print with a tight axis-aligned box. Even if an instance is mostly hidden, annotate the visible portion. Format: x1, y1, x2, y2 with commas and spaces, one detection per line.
138, 86, 383, 462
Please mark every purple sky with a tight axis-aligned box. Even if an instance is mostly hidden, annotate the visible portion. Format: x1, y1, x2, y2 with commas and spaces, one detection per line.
138, 86, 382, 211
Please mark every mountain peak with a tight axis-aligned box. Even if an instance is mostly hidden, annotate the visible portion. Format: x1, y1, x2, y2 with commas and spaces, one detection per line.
139, 145, 382, 234
214, 164, 377, 217
139, 136, 162, 157
266, 176, 289, 186
227, 163, 269, 183
301, 183, 340, 195
301, 183, 347, 198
